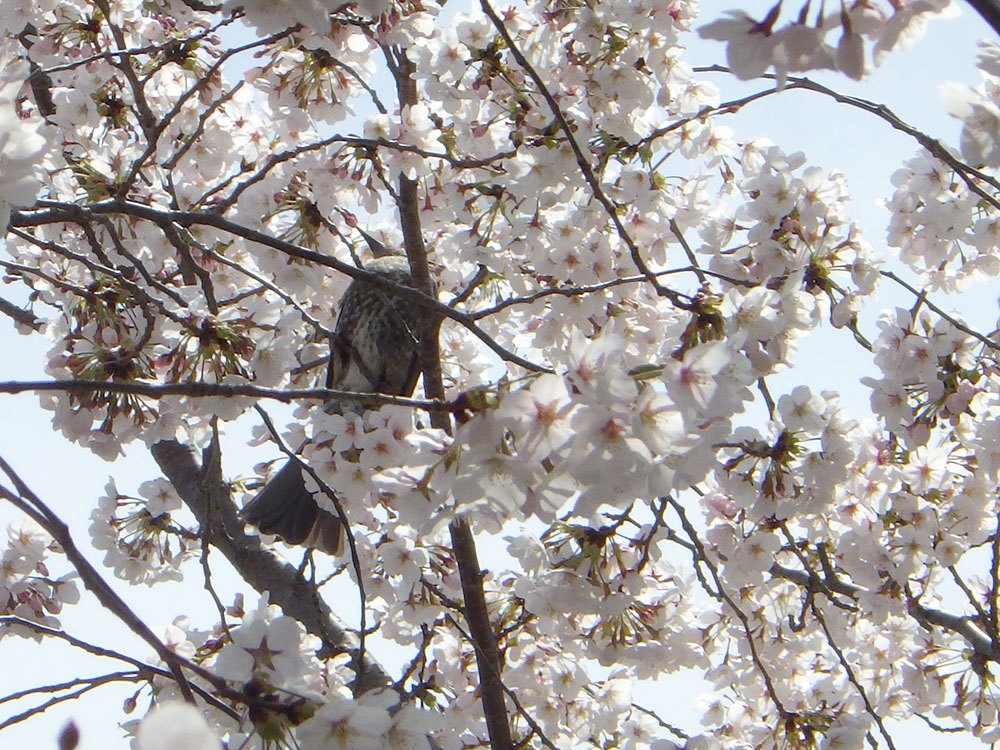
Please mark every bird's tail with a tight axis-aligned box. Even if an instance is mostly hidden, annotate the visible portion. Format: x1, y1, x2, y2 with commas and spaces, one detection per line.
241, 459, 343, 554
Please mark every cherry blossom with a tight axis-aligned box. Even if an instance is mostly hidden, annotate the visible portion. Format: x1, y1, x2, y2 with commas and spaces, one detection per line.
0, 59, 45, 232
700, 1, 956, 83
136, 702, 220, 750
3, 0, 1000, 749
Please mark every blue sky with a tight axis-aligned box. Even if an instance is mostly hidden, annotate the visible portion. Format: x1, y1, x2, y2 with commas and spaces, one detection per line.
0, 4, 997, 748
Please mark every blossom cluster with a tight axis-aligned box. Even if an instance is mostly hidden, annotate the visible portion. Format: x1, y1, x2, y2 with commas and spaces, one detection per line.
884, 43, 1000, 294
2, 0, 1000, 749
699, 1, 956, 83
128, 595, 439, 750
0, 519, 79, 638
89, 478, 199, 585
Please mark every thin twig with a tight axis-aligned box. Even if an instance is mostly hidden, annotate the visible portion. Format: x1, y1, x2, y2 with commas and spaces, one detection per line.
809, 600, 897, 750
667, 497, 790, 719
0, 615, 236, 717
880, 270, 1000, 351
480, 0, 693, 310
0, 378, 458, 411
0, 459, 196, 704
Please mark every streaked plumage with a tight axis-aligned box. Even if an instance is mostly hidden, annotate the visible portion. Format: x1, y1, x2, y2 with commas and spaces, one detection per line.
326, 255, 423, 407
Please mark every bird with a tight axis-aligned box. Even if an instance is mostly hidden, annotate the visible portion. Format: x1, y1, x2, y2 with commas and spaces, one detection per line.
241, 240, 428, 554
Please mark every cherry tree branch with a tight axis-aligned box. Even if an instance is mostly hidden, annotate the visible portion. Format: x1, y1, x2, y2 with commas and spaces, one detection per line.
697, 65, 1000, 211
9, 222, 195, 331
879, 270, 1000, 350
667, 497, 791, 720
90, 0, 158, 137
630, 702, 690, 741
468, 267, 753, 321
390, 46, 450, 428
0, 672, 146, 731
205, 132, 512, 213
148, 439, 395, 694
448, 517, 515, 750
990, 516, 1000, 641
33, 13, 237, 78
11, 203, 551, 374
808, 601, 897, 750
0, 296, 42, 331
0, 616, 236, 716
388, 40, 514, 750
480, 0, 693, 310
0, 379, 460, 411
251, 403, 375, 691
0, 456, 196, 704
770, 564, 1000, 663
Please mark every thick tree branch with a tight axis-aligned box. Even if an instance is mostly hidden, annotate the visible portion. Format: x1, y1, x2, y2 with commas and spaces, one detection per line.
392, 48, 449, 430
149, 439, 394, 694
390, 41, 513, 750
449, 516, 515, 750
